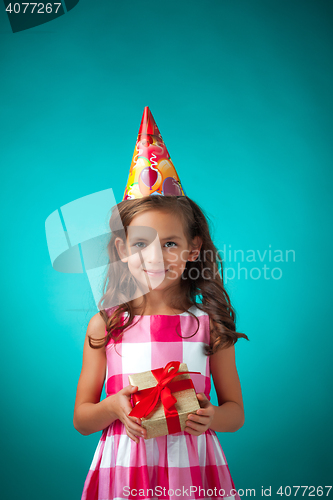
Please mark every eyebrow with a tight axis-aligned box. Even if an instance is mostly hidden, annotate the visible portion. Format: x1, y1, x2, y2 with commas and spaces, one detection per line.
129, 235, 182, 241
160, 236, 182, 241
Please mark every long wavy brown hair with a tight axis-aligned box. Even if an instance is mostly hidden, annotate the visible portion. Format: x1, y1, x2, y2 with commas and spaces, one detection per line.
89, 195, 248, 354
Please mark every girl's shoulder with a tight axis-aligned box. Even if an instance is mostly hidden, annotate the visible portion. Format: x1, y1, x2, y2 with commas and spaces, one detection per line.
87, 312, 106, 340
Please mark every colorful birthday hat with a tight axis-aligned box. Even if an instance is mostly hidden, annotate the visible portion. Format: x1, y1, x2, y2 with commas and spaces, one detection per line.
123, 107, 186, 200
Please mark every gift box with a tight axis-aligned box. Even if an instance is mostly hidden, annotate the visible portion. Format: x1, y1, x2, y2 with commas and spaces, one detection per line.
128, 361, 201, 439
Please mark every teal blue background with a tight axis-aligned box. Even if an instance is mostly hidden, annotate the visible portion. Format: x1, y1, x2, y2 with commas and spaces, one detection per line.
1, 0, 332, 499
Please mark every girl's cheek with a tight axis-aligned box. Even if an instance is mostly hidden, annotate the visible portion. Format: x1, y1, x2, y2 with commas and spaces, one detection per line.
128, 253, 142, 267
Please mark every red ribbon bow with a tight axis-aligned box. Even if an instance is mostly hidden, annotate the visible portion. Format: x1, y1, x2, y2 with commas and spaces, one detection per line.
128, 361, 201, 435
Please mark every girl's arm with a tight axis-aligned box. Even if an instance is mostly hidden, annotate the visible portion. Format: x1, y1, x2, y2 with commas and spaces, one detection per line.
73, 313, 117, 435
209, 326, 245, 433
73, 313, 146, 442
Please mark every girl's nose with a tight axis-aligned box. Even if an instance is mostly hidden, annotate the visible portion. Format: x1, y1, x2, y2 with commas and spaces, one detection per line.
144, 238, 163, 264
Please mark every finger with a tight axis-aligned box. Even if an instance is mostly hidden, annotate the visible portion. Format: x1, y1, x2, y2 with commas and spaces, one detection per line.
188, 407, 211, 417
128, 423, 146, 438
196, 393, 209, 408
195, 407, 213, 416
122, 384, 139, 396
187, 413, 210, 424
126, 429, 140, 444
184, 426, 201, 436
125, 417, 147, 438
185, 419, 207, 432
127, 425, 145, 439
127, 415, 142, 426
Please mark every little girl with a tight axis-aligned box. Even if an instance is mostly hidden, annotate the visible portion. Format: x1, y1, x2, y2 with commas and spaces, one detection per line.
73, 108, 248, 500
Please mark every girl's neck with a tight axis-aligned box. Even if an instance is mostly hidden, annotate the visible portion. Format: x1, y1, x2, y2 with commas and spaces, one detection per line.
131, 291, 189, 316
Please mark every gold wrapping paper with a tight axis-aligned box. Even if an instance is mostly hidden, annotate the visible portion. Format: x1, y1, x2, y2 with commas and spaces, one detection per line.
128, 363, 200, 439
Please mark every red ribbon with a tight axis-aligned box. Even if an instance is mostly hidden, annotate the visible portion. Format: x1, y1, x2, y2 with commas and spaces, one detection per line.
128, 361, 201, 434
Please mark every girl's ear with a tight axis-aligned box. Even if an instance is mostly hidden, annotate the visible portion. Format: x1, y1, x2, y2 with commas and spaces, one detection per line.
188, 236, 202, 262
115, 237, 129, 263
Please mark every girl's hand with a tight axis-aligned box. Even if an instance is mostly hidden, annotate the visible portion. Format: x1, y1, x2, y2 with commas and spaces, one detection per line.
108, 385, 147, 443
185, 393, 216, 436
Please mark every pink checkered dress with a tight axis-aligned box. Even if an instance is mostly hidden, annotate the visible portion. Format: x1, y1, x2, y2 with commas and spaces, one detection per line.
81, 306, 240, 500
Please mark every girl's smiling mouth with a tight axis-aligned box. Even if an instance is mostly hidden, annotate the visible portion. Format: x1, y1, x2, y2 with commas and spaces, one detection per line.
143, 269, 168, 276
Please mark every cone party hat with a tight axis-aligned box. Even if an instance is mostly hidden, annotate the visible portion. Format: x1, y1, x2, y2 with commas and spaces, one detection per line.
123, 107, 186, 200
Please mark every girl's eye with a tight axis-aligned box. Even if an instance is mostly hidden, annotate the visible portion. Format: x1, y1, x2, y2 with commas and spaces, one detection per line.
133, 242, 147, 248
165, 241, 177, 248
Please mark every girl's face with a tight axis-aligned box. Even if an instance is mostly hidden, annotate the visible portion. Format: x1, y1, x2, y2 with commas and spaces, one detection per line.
115, 209, 201, 292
